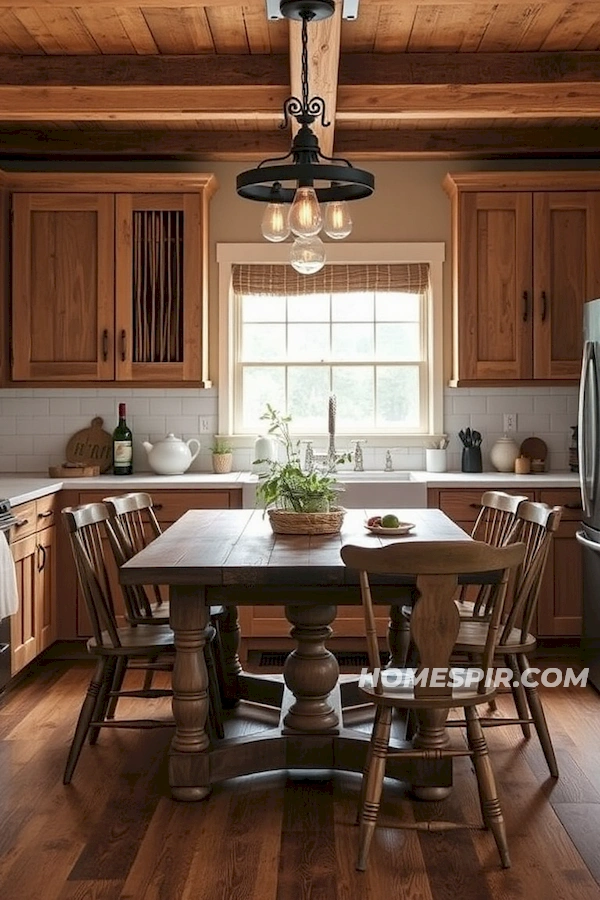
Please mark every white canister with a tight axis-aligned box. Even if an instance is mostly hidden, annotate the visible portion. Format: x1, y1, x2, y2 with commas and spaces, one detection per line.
490, 435, 520, 473
425, 448, 447, 473
253, 435, 275, 475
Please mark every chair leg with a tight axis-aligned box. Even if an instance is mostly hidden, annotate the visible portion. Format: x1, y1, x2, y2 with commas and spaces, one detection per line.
104, 655, 128, 723
518, 654, 559, 778
465, 706, 511, 869
507, 653, 532, 739
88, 656, 119, 745
356, 704, 392, 872
204, 642, 225, 740
356, 704, 384, 825
64, 658, 108, 785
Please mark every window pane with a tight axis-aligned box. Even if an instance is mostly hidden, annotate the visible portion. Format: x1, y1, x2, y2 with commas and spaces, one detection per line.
332, 292, 374, 322
376, 292, 420, 322
242, 324, 286, 361
376, 323, 421, 361
288, 366, 330, 429
288, 293, 329, 322
242, 294, 285, 322
332, 324, 373, 360
242, 367, 285, 430
376, 366, 420, 427
288, 324, 330, 360
333, 367, 374, 429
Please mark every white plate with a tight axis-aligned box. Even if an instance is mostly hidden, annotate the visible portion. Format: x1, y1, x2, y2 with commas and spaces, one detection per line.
364, 522, 415, 536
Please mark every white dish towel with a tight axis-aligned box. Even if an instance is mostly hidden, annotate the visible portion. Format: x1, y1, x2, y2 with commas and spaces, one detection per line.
0, 531, 19, 619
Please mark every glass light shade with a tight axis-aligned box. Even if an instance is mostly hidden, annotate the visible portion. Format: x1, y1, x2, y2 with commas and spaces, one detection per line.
261, 202, 290, 242
288, 187, 322, 237
289, 236, 326, 275
323, 200, 352, 239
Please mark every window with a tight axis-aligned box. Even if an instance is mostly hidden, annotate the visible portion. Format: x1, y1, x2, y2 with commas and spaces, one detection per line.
218, 244, 445, 442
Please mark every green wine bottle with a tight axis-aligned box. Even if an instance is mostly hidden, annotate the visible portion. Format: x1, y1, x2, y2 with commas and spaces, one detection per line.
113, 402, 133, 476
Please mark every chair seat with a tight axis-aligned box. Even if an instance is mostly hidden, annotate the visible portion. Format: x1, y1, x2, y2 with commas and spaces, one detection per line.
358, 666, 498, 709
87, 623, 175, 655
401, 600, 490, 622
454, 619, 537, 654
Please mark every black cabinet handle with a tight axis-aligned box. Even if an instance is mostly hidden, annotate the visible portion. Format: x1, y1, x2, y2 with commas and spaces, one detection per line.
564, 502, 583, 510
38, 510, 53, 519
37, 543, 46, 572
153, 503, 163, 511
522, 290, 529, 322
120, 330, 127, 362
541, 291, 548, 322
102, 329, 109, 361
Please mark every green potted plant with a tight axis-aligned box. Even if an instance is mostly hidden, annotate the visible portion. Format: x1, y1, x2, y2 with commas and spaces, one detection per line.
255, 405, 348, 534
211, 438, 233, 474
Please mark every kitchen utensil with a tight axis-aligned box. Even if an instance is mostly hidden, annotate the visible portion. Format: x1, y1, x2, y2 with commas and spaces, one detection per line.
65, 416, 113, 473
472, 430, 482, 447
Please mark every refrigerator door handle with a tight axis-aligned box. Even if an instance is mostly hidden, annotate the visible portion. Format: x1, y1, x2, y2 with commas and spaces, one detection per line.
579, 340, 599, 518
576, 530, 600, 552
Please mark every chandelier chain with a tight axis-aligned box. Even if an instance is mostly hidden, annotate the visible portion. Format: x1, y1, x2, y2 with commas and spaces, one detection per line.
301, 12, 311, 114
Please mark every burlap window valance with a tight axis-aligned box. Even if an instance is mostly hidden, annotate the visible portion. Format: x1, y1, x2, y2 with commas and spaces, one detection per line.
232, 263, 430, 297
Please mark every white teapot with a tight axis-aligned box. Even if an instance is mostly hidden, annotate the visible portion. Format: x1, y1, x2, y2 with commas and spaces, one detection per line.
142, 434, 200, 475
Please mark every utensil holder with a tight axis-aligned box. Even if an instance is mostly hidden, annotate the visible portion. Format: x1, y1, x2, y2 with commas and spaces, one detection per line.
425, 448, 447, 473
461, 446, 482, 473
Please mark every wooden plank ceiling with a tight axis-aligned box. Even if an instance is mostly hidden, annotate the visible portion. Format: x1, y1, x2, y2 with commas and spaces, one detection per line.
0, 0, 600, 160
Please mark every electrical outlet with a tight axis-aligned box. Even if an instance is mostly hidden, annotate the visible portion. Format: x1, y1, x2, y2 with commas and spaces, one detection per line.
503, 413, 517, 433
200, 418, 210, 433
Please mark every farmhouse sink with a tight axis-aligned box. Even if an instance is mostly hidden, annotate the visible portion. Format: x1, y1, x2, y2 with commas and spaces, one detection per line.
335, 470, 414, 482
333, 471, 427, 509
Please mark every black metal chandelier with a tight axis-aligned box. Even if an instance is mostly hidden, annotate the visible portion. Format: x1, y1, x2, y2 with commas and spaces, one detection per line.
236, 0, 375, 273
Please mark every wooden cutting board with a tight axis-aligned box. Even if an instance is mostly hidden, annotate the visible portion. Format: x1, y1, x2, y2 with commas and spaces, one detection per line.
65, 416, 113, 473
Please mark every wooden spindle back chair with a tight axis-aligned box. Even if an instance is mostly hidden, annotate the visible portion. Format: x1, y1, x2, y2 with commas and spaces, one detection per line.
61, 502, 175, 785
341, 538, 526, 873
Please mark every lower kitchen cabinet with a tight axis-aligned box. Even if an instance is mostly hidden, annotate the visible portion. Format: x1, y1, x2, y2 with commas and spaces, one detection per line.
429, 486, 582, 638
9, 495, 57, 675
69, 488, 242, 637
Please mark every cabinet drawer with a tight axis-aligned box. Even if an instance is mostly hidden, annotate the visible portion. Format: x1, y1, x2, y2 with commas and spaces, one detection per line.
9, 501, 37, 541
35, 494, 57, 531
151, 491, 237, 522
538, 489, 583, 521
438, 489, 534, 524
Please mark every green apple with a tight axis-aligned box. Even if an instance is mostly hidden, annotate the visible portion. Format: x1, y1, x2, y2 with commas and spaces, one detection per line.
381, 513, 400, 528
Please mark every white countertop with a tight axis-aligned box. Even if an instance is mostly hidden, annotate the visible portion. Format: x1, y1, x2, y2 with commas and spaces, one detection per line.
0, 470, 581, 507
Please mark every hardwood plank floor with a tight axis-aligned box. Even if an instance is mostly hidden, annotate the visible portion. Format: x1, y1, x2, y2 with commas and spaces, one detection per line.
1, 659, 600, 900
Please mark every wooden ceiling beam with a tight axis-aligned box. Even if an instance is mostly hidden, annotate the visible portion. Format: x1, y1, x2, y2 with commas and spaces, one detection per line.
2, 82, 600, 121
2, 126, 600, 159
288, 2, 341, 157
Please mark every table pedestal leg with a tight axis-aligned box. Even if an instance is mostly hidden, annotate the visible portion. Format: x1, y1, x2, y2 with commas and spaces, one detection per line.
283, 605, 339, 732
411, 707, 452, 800
219, 604, 243, 706
168, 585, 211, 801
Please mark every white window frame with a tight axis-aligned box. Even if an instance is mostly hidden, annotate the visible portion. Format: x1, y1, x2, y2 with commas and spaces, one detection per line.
217, 242, 445, 447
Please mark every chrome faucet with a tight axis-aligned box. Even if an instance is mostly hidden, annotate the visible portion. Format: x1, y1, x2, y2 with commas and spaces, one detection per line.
327, 393, 337, 471
384, 449, 394, 472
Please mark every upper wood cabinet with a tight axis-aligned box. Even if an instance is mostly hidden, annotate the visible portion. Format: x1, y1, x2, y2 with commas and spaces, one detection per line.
8, 173, 217, 386
444, 173, 600, 385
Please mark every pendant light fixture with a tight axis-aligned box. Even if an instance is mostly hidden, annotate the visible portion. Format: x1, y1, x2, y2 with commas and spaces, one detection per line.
236, 0, 374, 274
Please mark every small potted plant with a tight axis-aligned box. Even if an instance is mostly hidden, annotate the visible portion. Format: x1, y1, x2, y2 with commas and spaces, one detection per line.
255, 404, 348, 534
211, 438, 233, 474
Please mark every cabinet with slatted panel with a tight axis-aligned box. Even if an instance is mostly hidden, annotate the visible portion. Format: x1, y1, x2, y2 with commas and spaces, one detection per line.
9, 173, 217, 386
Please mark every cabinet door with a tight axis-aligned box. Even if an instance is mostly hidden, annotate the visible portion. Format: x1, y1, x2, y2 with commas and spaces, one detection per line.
9, 534, 37, 674
536, 489, 583, 636
533, 191, 600, 379
36, 524, 57, 653
115, 194, 203, 382
12, 193, 115, 381
457, 192, 533, 380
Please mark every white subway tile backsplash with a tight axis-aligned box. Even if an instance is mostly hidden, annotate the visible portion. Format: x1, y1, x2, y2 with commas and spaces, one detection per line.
0, 384, 580, 474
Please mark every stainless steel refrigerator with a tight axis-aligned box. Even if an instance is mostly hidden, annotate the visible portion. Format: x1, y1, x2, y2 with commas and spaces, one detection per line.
577, 298, 600, 691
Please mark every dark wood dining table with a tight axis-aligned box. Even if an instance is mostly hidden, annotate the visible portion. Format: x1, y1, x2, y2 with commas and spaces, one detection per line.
120, 506, 473, 801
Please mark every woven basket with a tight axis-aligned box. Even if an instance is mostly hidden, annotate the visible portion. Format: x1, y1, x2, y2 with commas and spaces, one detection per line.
267, 506, 345, 535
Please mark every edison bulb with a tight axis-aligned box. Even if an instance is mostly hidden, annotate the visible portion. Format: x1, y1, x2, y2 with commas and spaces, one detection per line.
324, 200, 352, 239
261, 202, 290, 242
288, 187, 322, 238
289, 236, 326, 275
